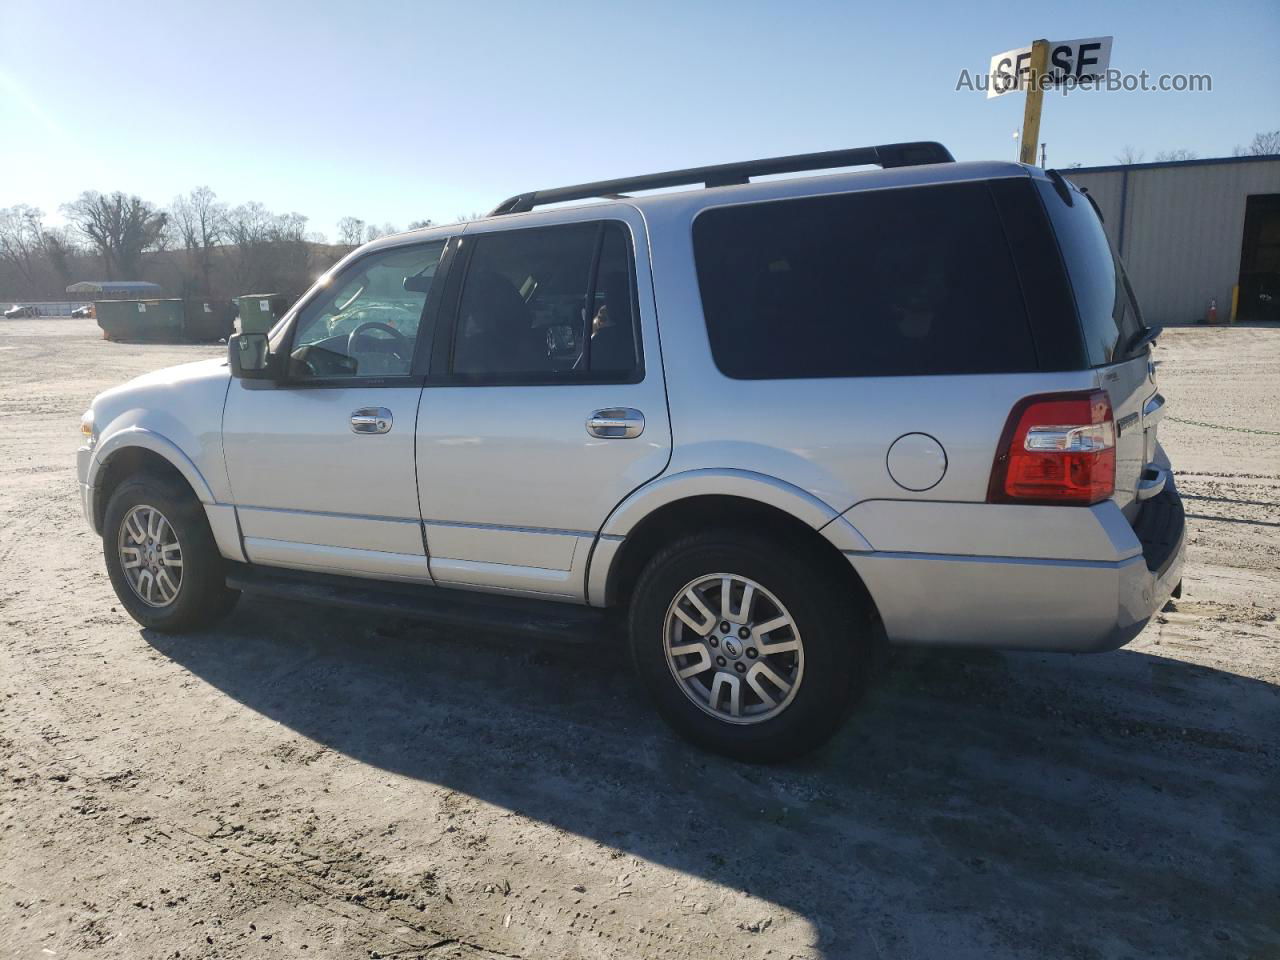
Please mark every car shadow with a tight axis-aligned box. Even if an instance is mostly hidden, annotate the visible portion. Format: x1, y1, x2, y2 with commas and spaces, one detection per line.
146, 597, 1279, 959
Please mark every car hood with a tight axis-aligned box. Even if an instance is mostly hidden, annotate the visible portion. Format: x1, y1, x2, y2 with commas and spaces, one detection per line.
92, 356, 231, 425
98, 355, 229, 398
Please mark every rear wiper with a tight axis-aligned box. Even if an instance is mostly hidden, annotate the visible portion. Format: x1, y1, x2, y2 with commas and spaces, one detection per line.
1126, 325, 1162, 354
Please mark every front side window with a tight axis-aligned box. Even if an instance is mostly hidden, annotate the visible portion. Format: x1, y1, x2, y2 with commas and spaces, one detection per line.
451, 221, 640, 381
289, 240, 445, 379
693, 181, 1036, 380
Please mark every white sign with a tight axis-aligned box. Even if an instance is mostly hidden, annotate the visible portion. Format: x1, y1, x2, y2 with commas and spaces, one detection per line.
259, 299, 270, 311
987, 37, 1113, 99
137, 303, 146, 312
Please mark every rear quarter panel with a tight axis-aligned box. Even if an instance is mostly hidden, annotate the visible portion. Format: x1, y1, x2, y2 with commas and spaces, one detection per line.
641, 192, 1100, 517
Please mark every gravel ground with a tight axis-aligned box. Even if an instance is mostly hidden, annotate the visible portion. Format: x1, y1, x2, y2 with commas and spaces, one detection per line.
1, 318, 1277, 960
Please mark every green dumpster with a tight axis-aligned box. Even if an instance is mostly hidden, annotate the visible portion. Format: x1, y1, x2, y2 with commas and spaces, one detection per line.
237, 294, 289, 335
182, 299, 236, 341
96, 299, 184, 342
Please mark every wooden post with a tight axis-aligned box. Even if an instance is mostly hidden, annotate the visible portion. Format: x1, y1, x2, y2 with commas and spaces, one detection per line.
1019, 39, 1050, 165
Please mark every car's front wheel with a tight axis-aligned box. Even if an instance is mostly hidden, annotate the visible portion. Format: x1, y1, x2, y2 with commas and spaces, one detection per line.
103, 473, 238, 632
628, 532, 868, 762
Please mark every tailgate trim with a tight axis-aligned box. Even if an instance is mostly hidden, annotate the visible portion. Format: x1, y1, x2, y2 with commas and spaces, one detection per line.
1143, 392, 1167, 424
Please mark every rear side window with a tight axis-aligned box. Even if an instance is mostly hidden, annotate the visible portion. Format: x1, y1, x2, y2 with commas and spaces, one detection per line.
692, 181, 1036, 380
1035, 180, 1145, 366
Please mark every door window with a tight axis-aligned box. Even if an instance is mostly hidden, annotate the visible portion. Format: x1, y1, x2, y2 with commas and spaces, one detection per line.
451, 222, 640, 382
289, 240, 445, 380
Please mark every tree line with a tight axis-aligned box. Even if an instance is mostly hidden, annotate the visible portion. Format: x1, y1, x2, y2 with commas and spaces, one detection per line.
0, 187, 453, 304
1111, 129, 1280, 167
4, 131, 1277, 303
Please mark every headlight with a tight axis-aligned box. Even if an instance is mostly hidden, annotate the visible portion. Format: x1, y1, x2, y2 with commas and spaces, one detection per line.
80, 409, 96, 447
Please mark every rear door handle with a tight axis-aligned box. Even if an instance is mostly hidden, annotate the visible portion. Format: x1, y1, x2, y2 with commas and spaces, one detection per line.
586, 408, 644, 439
351, 407, 393, 434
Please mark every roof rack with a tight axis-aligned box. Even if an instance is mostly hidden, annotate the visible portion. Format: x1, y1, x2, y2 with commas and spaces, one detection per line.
488, 141, 954, 216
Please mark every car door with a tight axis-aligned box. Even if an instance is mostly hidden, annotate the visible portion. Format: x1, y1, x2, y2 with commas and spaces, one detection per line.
416, 210, 670, 599
222, 236, 454, 581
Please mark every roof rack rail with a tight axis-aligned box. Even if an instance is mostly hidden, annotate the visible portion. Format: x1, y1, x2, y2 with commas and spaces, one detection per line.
488, 141, 954, 216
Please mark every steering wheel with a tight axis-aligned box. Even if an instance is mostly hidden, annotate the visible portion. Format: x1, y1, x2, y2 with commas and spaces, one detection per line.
347, 321, 411, 361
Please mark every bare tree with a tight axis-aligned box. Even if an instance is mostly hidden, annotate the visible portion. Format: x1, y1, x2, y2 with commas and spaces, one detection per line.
224, 202, 276, 293
337, 217, 366, 248
364, 222, 399, 243
1154, 149, 1198, 162
268, 212, 314, 296
1232, 130, 1280, 156
171, 186, 226, 294
40, 226, 79, 292
407, 219, 434, 230
274, 212, 309, 243
0, 205, 45, 291
1114, 146, 1145, 165
222, 205, 315, 297
62, 191, 167, 279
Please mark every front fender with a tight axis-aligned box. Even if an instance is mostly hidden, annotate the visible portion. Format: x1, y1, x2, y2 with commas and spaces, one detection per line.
84, 427, 217, 527
82, 428, 245, 563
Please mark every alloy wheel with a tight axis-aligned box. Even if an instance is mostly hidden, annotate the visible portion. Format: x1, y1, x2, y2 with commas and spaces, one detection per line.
118, 504, 183, 607
663, 573, 804, 724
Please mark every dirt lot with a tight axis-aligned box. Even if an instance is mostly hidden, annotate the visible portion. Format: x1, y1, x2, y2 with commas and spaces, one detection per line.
1, 318, 1277, 959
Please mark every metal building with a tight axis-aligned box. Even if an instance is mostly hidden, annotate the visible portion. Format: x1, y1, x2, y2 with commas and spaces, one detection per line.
1067, 155, 1280, 325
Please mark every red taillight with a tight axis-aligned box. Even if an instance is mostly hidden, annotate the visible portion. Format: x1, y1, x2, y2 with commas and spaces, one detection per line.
988, 390, 1116, 505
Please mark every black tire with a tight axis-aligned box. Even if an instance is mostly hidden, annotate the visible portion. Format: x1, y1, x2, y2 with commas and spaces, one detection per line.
103, 473, 238, 633
628, 531, 868, 763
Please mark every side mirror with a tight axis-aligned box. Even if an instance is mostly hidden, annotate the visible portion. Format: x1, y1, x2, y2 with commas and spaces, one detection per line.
229, 332, 273, 379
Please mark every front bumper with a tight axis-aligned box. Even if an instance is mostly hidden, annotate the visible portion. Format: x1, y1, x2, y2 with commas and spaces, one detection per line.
77, 445, 98, 533
847, 484, 1186, 653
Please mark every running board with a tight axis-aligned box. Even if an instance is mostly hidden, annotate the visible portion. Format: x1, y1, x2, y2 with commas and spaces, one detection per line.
225, 563, 610, 644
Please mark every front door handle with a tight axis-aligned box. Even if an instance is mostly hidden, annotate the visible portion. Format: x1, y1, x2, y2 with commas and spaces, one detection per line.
351, 407, 393, 435
586, 408, 644, 439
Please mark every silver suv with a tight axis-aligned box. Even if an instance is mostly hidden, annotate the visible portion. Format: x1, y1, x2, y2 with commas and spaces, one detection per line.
76, 143, 1185, 761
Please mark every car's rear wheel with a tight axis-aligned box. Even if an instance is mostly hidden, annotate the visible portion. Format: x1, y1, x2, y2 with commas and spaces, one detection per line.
628, 531, 867, 762
103, 474, 238, 632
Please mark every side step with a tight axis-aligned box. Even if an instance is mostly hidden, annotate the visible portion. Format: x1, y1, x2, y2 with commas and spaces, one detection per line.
225, 563, 611, 644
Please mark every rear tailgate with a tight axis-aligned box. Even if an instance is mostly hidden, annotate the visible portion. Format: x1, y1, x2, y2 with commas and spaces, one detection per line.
1035, 174, 1158, 518
1099, 353, 1157, 517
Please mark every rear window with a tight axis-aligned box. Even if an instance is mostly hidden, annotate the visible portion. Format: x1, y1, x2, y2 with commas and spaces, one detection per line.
1035, 179, 1145, 366
692, 181, 1036, 380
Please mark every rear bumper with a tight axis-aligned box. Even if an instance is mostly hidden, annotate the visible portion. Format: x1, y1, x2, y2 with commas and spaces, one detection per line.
847, 485, 1186, 653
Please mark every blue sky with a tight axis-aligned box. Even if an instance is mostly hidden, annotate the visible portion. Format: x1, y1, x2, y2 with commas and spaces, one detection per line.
2, 0, 1277, 240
